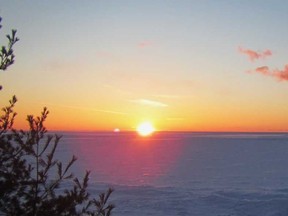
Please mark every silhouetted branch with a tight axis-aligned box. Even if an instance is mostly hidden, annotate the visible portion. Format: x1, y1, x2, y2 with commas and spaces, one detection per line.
0, 16, 114, 216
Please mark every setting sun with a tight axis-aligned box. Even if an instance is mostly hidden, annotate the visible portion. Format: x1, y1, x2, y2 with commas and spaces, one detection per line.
136, 122, 155, 136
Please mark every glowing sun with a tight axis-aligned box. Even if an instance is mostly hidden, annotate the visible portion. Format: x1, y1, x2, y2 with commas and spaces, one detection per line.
137, 122, 155, 136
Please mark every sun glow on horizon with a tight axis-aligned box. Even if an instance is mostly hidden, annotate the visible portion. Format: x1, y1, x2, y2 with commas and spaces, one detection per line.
137, 122, 155, 136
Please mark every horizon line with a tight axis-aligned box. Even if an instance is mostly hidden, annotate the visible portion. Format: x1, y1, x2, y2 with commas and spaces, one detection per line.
42, 130, 288, 134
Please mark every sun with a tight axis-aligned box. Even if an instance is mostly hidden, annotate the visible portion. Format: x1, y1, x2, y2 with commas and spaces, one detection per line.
137, 122, 155, 136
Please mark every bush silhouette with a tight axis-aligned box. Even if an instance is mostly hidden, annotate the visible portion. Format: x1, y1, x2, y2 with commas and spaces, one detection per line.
0, 17, 114, 216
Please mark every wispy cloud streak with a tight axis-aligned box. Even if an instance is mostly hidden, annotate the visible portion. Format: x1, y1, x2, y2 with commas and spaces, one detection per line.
39, 103, 129, 115
92, 109, 129, 115
152, 94, 182, 99
166, 117, 184, 121
238, 47, 272, 62
131, 99, 168, 107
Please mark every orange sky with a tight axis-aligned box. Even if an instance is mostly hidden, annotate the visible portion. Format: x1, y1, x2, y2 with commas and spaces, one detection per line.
1, 1, 288, 132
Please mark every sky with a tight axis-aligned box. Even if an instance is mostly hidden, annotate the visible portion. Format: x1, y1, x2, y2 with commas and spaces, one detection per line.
1, 0, 288, 132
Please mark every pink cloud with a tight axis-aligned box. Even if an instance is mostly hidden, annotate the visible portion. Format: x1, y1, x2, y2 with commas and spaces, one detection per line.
251, 65, 288, 81
238, 47, 272, 62
138, 41, 152, 48
272, 65, 288, 81
254, 66, 270, 75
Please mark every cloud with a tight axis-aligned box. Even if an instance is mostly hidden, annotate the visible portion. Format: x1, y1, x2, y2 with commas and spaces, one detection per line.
152, 94, 182, 99
254, 66, 270, 75
131, 99, 168, 107
40, 102, 129, 115
240, 46, 288, 82
250, 65, 288, 81
238, 47, 272, 62
92, 109, 129, 115
272, 65, 288, 81
138, 41, 153, 48
166, 117, 184, 121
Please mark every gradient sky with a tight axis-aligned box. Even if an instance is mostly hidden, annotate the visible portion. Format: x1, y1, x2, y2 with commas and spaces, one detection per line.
1, 0, 288, 131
